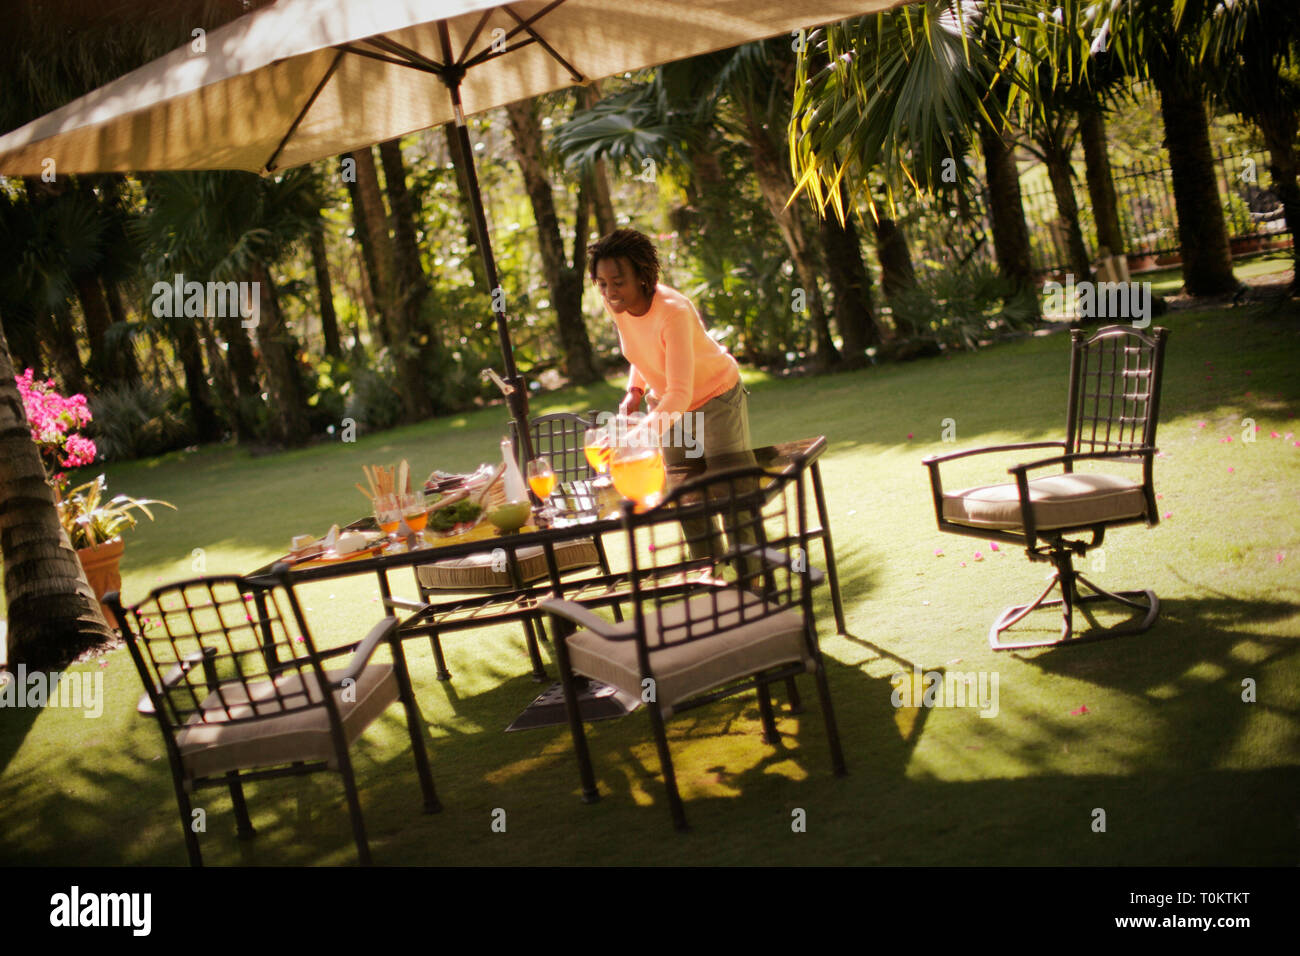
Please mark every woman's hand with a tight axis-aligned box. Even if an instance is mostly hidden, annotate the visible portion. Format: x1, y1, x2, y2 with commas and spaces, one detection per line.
619, 387, 645, 417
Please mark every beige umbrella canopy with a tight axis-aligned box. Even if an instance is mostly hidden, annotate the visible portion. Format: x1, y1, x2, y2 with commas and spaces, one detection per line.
0, 0, 906, 447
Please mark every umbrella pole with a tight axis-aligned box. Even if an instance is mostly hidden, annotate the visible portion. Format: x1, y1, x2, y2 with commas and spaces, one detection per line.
444, 88, 537, 467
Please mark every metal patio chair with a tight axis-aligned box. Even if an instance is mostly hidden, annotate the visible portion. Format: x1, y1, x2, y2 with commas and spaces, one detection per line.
923, 325, 1170, 650
541, 464, 847, 831
108, 564, 439, 866
409, 411, 615, 681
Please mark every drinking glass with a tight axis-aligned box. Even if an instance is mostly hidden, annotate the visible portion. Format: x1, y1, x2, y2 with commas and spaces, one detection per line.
374, 494, 402, 550
610, 443, 666, 511
400, 491, 428, 546
583, 424, 613, 486
527, 457, 556, 502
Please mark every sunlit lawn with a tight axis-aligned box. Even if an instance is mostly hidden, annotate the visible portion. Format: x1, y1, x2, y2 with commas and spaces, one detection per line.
2, 295, 1298, 865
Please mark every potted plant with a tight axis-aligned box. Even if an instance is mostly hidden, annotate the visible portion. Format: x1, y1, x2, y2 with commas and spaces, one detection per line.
14, 369, 176, 627
56, 476, 175, 627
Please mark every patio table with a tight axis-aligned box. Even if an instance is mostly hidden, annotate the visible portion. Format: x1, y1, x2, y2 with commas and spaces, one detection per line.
246, 435, 846, 684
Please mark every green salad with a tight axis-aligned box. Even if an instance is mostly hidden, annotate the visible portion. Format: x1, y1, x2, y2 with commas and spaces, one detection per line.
428, 499, 481, 532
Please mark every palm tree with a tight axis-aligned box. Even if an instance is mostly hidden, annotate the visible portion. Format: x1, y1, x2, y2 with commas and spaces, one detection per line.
1125, 0, 1238, 294
0, 321, 114, 668
789, 2, 1044, 315
1189, 0, 1300, 291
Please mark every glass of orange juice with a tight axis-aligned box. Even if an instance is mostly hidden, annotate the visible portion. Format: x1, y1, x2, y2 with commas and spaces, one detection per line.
374, 494, 402, 550
584, 424, 613, 486
400, 491, 428, 546
527, 457, 556, 503
611, 443, 666, 511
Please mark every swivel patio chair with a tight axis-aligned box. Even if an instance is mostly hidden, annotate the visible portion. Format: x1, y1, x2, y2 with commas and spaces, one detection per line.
923, 325, 1170, 650
108, 564, 439, 866
409, 411, 615, 681
541, 464, 846, 831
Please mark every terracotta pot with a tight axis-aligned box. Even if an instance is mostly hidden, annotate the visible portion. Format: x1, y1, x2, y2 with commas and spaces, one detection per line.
76, 537, 124, 628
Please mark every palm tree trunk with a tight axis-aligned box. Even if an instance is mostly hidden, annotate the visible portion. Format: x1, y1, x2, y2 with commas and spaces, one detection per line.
873, 214, 919, 304
816, 188, 880, 365
979, 122, 1039, 313
378, 139, 440, 418
1155, 70, 1238, 295
1256, 104, 1300, 293
1040, 134, 1094, 282
1079, 107, 1126, 258
344, 168, 385, 346
0, 321, 113, 669
102, 278, 141, 382
0, 309, 43, 379
309, 219, 342, 358
579, 84, 619, 238
505, 100, 600, 384
74, 272, 115, 387
45, 307, 89, 396
741, 107, 840, 366
351, 147, 400, 343
173, 318, 222, 443
251, 263, 311, 446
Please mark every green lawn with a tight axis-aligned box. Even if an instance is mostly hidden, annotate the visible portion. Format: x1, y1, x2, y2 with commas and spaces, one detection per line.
2, 299, 1298, 866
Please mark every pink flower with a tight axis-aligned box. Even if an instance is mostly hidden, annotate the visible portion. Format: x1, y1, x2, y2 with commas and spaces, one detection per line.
1071, 704, 1089, 716
1271, 432, 1280, 439
989, 542, 999, 552
1276, 553, 1285, 564
1228, 467, 1234, 473
973, 551, 983, 561
1163, 512, 1173, 519
934, 548, 944, 557
959, 561, 966, 567
906, 433, 913, 440
1197, 422, 1207, 428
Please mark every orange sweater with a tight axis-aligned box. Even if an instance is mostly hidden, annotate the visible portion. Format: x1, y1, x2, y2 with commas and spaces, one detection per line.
606, 284, 740, 416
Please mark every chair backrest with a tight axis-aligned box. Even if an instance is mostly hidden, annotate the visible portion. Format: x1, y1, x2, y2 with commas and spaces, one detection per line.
509, 411, 601, 484
1065, 326, 1169, 462
118, 573, 331, 737
620, 465, 812, 670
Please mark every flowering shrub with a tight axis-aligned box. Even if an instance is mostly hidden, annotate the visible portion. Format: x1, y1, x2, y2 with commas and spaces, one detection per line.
15, 368, 97, 487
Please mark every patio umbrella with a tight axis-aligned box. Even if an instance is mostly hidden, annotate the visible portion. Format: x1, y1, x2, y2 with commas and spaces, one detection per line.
0, 0, 908, 453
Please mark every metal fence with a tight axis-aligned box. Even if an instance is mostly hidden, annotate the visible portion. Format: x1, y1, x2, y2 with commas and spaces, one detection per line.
1019, 147, 1290, 274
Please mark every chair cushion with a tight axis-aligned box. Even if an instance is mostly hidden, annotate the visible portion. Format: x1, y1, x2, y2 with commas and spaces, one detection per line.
566, 589, 815, 716
943, 472, 1147, 531
415, 536, 600, 591
175, 664, 397, 780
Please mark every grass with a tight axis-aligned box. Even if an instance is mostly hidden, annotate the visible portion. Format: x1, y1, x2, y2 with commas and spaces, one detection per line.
2, 297, 1299, 866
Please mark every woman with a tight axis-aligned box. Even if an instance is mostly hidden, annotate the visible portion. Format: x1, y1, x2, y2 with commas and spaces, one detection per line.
588, 228, 750, 463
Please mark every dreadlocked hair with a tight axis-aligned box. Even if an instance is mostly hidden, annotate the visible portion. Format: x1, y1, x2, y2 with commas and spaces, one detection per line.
587, 228, 660, 293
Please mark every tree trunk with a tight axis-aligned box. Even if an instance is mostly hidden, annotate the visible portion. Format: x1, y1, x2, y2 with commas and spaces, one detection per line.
741, 105, 840, 366
378, 138, 440, 419
173, 318, 222, 443
102, 278, 141, 382
0, 309, 43, 379
505, 99, 600, 384
309, 219, 342, 358
44, 307, 89, 396
251, 262, 311, 446
213, 313, 260, 442
351, 147, 400, 342
0, 320, 113, 669
344, 168, 385, 346
979, 121, 1039, 313
873, 215, 919, 302
74, 272, 116, 387
1040, 134, 1094, 282
1079, 107, 1126, 258
579, 84, 619, 238
1155, 71, 1238, 295
1256, 104, 1300, 294
816, 186, 880, 365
